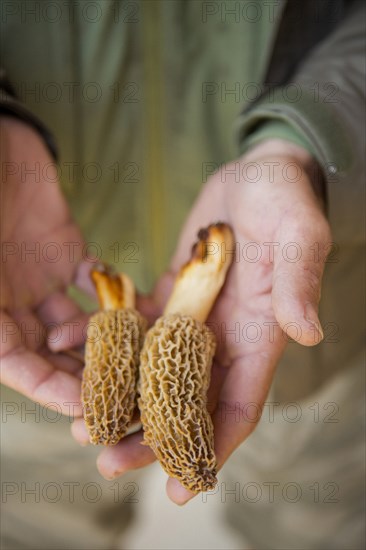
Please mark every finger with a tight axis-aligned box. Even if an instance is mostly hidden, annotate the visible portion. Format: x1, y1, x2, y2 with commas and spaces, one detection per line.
135, 293, 161, 326
166, 478, 196, 505
71, 417, 90, 446
72, 410, 141, 447
37, 290, 91, 352
1, 346, 83, 416
10, 308, 45, 352
272, 211, 331, 346
37, 290, 82, 325
47, 312, 91, 352
149, 271, 175, 313
4, 307, 84, 374
207, 360, 229, 414
47, 351, 84, 377
214, 356, 279, 462
73, 259, 98, 298
97, 431, 156, 480
1, 310, 82, 416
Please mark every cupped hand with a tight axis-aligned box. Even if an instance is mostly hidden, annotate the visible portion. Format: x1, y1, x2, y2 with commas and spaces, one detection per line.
0, 117, 91, 416
85, 139, 331, 503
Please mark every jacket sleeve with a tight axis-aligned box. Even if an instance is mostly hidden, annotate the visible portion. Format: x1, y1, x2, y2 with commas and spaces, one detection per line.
0, 68, 58, 160
236, 1, 365, 246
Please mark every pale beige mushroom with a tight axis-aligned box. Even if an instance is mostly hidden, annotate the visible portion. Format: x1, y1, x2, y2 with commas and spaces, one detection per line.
139, 223, 234, 492
82, 265, 147, 445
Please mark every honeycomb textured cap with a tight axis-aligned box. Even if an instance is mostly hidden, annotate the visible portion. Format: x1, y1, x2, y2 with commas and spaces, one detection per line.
82, 308, 147, 445
138, 314, 217, 492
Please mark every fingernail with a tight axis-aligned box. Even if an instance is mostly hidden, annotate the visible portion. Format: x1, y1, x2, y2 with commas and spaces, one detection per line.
97, 465, 122, 480
78, 440, 89, 447
103, 472, 121, 481
96, 456, 125, 480
167, 479, 196, 505
304, 303, 324, 342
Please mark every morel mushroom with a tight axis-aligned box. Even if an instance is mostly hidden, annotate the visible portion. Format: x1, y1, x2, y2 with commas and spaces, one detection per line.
139, 223, 234, 492
82, 265, 147, 445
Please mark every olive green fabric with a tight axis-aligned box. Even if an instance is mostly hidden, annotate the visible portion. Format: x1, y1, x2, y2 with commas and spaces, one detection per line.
242, 119, 319, 159
1, 1, 365, 548
1, 0, 284, 291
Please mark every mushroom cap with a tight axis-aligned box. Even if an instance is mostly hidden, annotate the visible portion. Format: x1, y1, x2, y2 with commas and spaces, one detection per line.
82, 308, 146, 445
139, 314, 217, 492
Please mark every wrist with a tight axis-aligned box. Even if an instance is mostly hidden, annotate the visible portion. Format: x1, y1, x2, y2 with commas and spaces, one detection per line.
0, 116, 57, 181
241, 138, 326, 209
242, 138, 313, 166
1, 115, 53, 155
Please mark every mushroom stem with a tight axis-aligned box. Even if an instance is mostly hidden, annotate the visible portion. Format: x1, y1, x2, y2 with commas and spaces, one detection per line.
91, 264, 135, 311
164, 223, 234, 323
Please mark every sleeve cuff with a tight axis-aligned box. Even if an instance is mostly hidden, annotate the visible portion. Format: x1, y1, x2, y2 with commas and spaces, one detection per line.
239, 119, 319, 159
236, 87, 353, 181
0, 85, 58, 162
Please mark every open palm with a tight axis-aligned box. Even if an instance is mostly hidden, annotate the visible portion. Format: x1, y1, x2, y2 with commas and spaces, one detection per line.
1, 117, 88, 415
81, 140, 331, 504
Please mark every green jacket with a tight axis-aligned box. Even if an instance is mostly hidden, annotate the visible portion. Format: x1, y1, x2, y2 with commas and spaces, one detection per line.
1, 0, 365, 398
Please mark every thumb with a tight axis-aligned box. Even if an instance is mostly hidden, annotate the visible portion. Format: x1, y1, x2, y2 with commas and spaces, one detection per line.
271, 212, 331, 346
